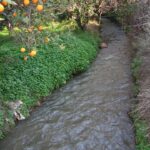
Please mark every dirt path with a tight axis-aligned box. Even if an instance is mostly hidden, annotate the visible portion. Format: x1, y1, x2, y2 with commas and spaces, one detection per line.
0, 18, 135, 150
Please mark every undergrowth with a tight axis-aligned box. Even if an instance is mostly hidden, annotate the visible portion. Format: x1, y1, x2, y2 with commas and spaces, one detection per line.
131, 57, 150, 150
106, 3, 136, 32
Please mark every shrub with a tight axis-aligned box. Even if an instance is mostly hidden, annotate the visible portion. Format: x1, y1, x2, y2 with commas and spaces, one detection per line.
0, 27, 99, 106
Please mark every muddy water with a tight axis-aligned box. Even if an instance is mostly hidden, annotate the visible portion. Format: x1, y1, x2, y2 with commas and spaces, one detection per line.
0, 19, 135, 150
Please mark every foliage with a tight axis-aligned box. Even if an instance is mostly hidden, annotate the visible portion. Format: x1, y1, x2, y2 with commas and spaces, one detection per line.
0, 0, 137, 54
0, 0, 49, 59
133, 115, 150, 150
131, 56, 150, 149
0, 31, 99, 105
2, 0, 133, 33
71, 0, 99, 30
0, 0, 79, 58
106, 1, 136, 31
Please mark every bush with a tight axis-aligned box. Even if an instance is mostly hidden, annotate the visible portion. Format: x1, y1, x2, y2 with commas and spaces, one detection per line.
0, 31, 99, 106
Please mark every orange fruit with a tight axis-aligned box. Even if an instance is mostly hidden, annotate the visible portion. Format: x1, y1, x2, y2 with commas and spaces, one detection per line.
29, 50, 37, 57
13, 12, 17, 17
23, 0, 30, 6
20, 48, 26, 53
24, 56, 28, 61
1, 0, 8, 6
32, 0, 38, 4
0, 4, 4, 13
38, 25, 43, 31
36, 4, 43, 12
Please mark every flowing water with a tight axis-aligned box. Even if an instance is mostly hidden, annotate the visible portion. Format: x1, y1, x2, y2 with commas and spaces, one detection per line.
0, 19, 135, 150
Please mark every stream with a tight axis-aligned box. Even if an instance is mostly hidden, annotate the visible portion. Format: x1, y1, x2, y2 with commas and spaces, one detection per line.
0, 18, 135, 150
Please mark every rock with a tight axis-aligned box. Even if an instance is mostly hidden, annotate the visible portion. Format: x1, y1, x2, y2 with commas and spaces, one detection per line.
101, 42, 108, 48
36, 101, 41, 107
14, 111, 25, 120
8, 100, 23, 110
8, 100, 25, 121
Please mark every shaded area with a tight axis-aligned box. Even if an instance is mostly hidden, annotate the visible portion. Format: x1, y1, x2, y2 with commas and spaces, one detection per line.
0, 18, 135, 150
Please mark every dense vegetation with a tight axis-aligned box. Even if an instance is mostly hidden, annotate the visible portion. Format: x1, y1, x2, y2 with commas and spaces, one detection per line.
131, 57, 150, 150
0, 29, 99, 106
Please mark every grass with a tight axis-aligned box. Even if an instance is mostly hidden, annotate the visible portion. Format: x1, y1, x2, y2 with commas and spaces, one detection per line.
0, 22, 100, 139
131, 57, 150, 149
134, 118, 150, 150
131, 57, 142, 97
